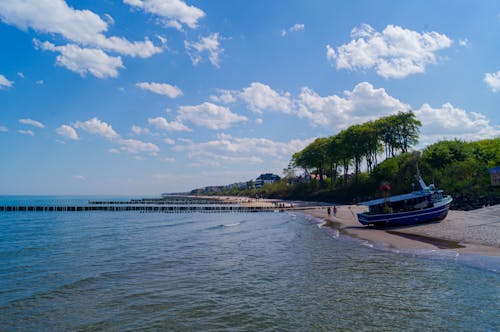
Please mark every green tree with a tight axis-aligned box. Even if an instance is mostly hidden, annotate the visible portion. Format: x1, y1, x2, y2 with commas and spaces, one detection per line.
293, 137, 329, 188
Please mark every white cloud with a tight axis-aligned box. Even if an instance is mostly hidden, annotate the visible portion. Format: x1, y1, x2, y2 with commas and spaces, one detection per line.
148, 116, 191, 132
326, 44, 336, 60
0, 74, 13, 88
210, 82, 293, 114
162, 157, 175, 163
177, 102, 248, 130
484, 70, 500, 92
163, 138, 175, 145
459, 38, 469, 47
282, 23, 305, 37
104, 13, 115, 26
297, 82, 410, 128
18, 129, 34, 136
0, 0, 162, 58
136, 82, 183, 98
19, 118, 45, 128
36, 80, 44, 85
290, 23, 305, 32
414, 103, 500, 145
178, 133, 313, 167
56, 124, 79, 140
118, 138, 160, 155
131, 125, 151, 135
73, 117, 119, 139
17, 72, 24, 78
240, 83, 293, 114
36, 41, 124, 78
327, 24, 453, 79
0, 126, 8, 132
73, 175, 86, 181
185, 33, 223, 67
209, 89, 237, 104
123, 0, 205, 29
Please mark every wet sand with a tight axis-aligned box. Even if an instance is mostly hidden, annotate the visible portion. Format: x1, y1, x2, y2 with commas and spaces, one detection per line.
297, 204, 500, 256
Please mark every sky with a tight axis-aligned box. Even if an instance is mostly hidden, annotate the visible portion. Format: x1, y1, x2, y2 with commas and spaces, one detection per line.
0, 0, 499, 195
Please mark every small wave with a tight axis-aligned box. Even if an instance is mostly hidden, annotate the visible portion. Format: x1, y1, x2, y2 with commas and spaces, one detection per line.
206, 222, 241, 230
223, 222, 241, 228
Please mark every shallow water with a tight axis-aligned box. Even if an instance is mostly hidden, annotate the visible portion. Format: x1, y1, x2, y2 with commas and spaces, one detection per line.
0, 198, 499, 331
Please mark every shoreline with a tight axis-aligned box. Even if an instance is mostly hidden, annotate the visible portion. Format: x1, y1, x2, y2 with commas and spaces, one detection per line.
295, 204, 500, 257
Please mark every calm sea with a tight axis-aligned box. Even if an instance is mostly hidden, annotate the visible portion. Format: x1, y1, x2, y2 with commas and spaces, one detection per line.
1, 196, 499, 331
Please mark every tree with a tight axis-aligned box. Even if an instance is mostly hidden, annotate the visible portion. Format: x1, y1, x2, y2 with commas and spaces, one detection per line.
374, 111, 421, 157
292, 137, 329, 188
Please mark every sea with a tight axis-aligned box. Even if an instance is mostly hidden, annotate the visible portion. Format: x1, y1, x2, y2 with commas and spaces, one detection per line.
1, 196, 499, 331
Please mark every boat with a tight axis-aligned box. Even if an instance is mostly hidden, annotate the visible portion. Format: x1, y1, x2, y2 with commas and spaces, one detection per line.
357, 174, 452, 227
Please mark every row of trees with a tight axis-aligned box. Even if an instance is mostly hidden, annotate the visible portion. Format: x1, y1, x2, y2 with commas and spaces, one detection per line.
292, 112, 421, 188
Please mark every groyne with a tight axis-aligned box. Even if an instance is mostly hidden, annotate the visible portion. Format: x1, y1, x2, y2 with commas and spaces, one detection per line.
0, 205, 283, 213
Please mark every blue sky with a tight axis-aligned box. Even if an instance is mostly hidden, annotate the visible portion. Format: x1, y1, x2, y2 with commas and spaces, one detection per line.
0, 0, 499, 195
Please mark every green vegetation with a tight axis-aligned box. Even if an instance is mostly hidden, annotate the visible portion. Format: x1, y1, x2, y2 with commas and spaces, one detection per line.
209, 111, 499, 210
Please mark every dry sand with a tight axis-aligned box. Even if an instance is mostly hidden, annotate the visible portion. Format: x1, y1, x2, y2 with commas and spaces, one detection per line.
296, 204, 500, 256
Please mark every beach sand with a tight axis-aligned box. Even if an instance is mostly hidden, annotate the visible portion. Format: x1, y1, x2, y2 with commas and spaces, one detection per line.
296, 204, 500, 256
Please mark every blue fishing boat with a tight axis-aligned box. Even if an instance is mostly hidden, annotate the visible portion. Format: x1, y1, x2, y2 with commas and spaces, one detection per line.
357, 174, 452, 226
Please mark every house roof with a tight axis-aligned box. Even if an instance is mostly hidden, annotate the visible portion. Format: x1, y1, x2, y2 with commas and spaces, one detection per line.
256, 173, 280, 180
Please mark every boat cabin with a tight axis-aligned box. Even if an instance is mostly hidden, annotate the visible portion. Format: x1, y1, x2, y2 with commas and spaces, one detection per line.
360, 188, 446, 215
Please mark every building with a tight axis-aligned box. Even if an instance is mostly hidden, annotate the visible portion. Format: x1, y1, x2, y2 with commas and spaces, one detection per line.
255, 173, 281, 188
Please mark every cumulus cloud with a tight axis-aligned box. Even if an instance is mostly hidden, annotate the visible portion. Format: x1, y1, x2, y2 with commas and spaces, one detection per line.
210, 82, 293, 114
185, 33, 223, 67
209, 89, 237, 104
36, 40, 124, 78
327, 24, 453, 79
56, 124, 79, 140
148, 116, 191, 132
281, 23, 305, 37
118, 138, 160, 155
136, 82, 183, 98
163, 138, 175, 145
73, 117, 119, 139
131, 125, 151, 135
0, 0, 162, 58
414, 103, 500, 145
484, 70, 500, 92
0, 1, 162, 79
123, 0, 205, 29
177, 102, 247, 130
297, 82, 410, 128
241, 83, 293, 114
0, 74, 13, 88
177, 133, 313, 167
19, 118, 45, 128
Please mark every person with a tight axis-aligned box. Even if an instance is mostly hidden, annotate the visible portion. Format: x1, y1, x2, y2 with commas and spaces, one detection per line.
327, 207, 331, 216
333, 206, 337, 216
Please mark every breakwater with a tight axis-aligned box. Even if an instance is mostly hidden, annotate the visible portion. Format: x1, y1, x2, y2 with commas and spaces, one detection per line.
0, 205, 281, 213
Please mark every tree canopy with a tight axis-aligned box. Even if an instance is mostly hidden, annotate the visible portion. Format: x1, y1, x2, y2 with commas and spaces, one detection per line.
292, 111, 421, 186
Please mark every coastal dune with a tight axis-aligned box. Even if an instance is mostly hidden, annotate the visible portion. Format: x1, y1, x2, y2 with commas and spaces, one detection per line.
299, 204, 500, 256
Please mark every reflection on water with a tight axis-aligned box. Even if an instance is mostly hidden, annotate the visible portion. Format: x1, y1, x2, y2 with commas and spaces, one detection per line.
0, 206, 499, 331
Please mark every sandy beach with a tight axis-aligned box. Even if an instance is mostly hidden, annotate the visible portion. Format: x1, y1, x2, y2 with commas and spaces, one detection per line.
296, 204, 500, 256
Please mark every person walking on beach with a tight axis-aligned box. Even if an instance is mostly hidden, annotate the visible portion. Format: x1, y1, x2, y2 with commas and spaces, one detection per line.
333, 206, 337, 216
327, 207, 331, 216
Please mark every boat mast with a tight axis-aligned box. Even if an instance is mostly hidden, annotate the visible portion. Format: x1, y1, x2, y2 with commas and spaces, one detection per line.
415, 162, 428, 190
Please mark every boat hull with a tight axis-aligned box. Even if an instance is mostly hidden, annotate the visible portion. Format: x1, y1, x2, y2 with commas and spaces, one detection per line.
357, 203, 451, 226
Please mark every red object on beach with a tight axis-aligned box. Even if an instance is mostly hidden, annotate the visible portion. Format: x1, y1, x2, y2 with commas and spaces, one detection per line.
380, 183, 391, 192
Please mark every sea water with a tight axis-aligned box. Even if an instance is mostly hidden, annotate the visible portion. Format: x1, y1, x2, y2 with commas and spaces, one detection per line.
0, 197, 499, 331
